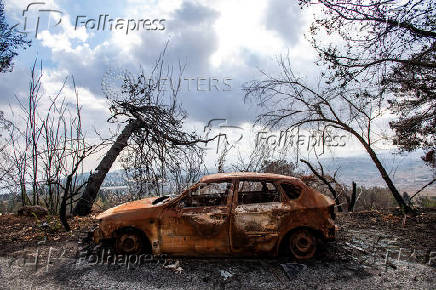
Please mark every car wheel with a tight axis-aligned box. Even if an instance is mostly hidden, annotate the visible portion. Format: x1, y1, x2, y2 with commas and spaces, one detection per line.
115, 229, 144, 255
289, 228, 317, 260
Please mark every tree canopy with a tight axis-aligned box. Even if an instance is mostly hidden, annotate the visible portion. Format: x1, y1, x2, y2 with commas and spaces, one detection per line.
300, 0, 435, 152
0, 0, 30, 73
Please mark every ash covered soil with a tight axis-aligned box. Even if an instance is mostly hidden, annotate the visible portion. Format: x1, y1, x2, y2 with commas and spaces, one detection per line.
0, 209, 435, 289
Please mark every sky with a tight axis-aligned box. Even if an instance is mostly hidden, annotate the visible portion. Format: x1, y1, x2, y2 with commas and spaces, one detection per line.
0, 0, 429, 177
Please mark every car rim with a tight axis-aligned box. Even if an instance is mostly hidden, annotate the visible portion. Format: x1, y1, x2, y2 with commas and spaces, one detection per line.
117, 233, 141, 254
289, 229, 317, 260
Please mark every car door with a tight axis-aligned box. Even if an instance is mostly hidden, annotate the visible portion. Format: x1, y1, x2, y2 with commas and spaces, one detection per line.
159, 181, 233, 256
230, 179, 291, 255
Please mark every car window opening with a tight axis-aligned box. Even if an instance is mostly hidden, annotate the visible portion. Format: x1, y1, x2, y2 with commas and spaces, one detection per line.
237, 181, 280, 204
281, 183, 302, 200
180, 182, 231, 208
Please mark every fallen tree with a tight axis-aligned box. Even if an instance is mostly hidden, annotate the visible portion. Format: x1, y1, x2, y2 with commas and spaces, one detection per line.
74, 48, 215, 216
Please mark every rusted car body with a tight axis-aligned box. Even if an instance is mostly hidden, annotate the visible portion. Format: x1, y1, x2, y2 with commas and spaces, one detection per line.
93, 172, 336, 259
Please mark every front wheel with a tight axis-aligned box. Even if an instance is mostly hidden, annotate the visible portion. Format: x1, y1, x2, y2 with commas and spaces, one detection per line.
115, 229, 144, 255
288, 229, 317, 260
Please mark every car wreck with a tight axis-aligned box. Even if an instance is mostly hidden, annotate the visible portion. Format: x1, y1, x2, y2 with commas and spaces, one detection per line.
93, 172, 336, 260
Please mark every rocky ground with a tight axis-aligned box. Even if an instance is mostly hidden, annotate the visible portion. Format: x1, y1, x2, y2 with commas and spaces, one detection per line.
0, 209, 435, 289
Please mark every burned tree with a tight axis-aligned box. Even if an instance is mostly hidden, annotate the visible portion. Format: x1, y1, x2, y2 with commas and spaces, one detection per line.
261, 159, 297, 176
298, 0, 435, 154
121, 130, 207, 199
244, 55, 413, 213
347, 182, 357, 212
74, 50, 215, 216
242, 0, 433, 214
1, 61, 101, 228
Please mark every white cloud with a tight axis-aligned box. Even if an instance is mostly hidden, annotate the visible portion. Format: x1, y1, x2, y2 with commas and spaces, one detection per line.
4, 0, 58, 12
211, 0, 282, 67
38, 13, 89, 52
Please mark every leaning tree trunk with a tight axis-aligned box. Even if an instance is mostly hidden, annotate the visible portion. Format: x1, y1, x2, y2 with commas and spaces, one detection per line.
366, 146, 413, 213
353, 132, 414, 214
73, 119, 141, 216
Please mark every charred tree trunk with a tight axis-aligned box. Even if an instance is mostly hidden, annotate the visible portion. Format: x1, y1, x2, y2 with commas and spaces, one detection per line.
369, 151, 413, 213
73, 120, 141, 216
20, 181, 27, 206
60, 175, 72, 231
354, 133, 414, 214
347, 181, 357, 212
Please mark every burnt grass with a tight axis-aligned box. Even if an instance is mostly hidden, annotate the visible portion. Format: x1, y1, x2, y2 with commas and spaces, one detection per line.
0, 208, 435, 289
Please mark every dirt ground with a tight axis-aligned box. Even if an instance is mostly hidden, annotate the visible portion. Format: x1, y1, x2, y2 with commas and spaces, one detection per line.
0, 209, 435, 289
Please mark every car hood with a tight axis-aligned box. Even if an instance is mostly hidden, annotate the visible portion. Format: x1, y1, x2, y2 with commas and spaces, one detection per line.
96, 196, 160, 220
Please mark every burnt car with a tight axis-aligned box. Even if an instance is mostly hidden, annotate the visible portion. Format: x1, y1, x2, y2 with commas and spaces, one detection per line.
93, 172, 336, 260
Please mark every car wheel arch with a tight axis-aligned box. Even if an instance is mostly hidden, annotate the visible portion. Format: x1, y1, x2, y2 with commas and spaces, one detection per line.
278, 226, 324, 256
113, 226, 152, 253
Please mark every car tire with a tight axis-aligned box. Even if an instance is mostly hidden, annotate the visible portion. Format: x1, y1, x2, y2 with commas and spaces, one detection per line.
288, 228, 317, 260
115, 228, 144, 255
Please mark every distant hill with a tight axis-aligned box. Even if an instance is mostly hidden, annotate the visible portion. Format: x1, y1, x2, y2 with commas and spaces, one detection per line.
318, 150, 435, 196
98, 150, 435, 196
3, 150, 432, 198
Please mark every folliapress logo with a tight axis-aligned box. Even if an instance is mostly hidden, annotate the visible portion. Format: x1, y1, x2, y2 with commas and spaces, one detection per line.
74, 15, 166, 34
12, 2, 166, 38
13, 2, 63, 38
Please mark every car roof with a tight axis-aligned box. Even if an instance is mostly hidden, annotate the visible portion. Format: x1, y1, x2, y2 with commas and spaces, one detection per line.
200, 172, 302, 183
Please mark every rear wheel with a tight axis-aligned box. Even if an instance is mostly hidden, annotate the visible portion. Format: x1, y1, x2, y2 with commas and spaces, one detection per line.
288, 228, 317, 260
115, 229, 144, 255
